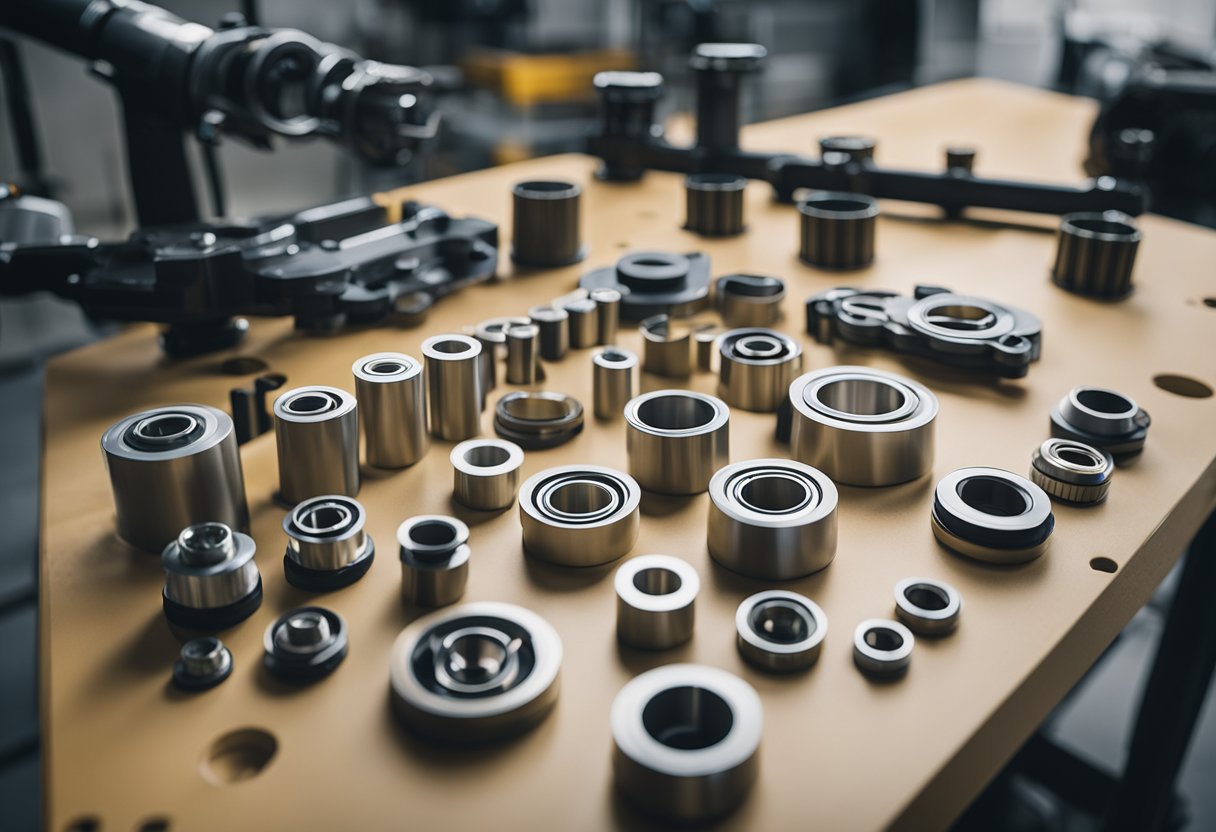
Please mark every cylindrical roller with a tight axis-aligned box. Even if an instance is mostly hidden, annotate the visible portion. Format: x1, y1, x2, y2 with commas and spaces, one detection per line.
716, 273, 784, 327
684, 173, 746, 237
640, 314, 693, 378
422, 334, 484, 441
615, 555, 700, 650
161, 522, 262, 629
272, 386, 360, 505
564, 297, 599, 348
717, 328, 804, 412
101, 404, 249, 553
530, 305, 569, 361
475, 316, 531, 398
798, 191, 878, 270
506, 323, 541, 385
398, 515, 471, 607
282, 495, 375, 590
625, 390, 730, 495
451, 439, 525, 511
511, 180, 585, 268
352, 352, 428, 469
1051, 211, 1141, 299
735, 590, 827, 672
593, 347, 638, 420
591, 287, 621, 345
518, 465, 641, 566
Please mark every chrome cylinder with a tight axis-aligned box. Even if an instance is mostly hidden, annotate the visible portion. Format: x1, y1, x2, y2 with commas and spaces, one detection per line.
530, 305, 569, 361
451, 439, 525, 511
518, 465, 641, 566
591, 287, 621, 345
564, 297, 599, 348
716, 273, 784, 327
272, 386, 360, 504
398, 515, 471, 607
475, 316, 530, 397
423, 334, 484, 441
798, 191, 878, 270
624, 390, 730, 495
640, 314, 693, 378
506, 323, 541, 385
592, 347, 638, 420
282, 495, 375, 590
161, 522, 261, 629
615, 555, 699, 650
717, 327, 803, 412
352, 352, 428, 469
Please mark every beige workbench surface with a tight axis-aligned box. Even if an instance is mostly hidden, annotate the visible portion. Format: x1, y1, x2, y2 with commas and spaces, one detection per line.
40, 79, 1216, 831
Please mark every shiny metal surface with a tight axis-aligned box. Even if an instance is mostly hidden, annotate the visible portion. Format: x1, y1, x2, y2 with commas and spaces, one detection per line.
283, 495, 373, 571
590, 287, 621, 345
1051, 385, 1151, 457
518, 465, 641, 566
494, 391, 585, 449
1030, 437, 1114, 504
798, 191, 878, 270
506, 324, 541, 385
893, 578, 962, 636
398, 515, 471, 606
592, 347, 637, 420
162, 522, 260, 609
624, 390, 729, 495
422, 334, 484, 441
853, 619, 914, 677
564, 297, 599, 348
263, 606, 349, 681
272, 386, 360, 504
451, 439, 524, 511
1052, 211, 1141, 298
511, 180, 585, 268
716, 327, 803, 412
615, 555, 699, 650
475, 316, 531, 397
716, 274, 784, 327
931, 467, 1054, 564
352, 352, 428, 469
639, 314, 693, 378
735, 590, 828, 672
694, 325, 720, 373
529, 305, 569, 361
684, 172, 746, 237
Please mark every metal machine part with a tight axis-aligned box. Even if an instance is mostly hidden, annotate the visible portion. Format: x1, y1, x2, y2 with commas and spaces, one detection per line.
161, 522, 262, 629
821, 136, 877, 161
695, 326, 721, 373
735, 590, 828, 672
230, 372, 287, 445
640, 314, 694, 378
611, 663, 762, 823
1052, 211, 1141, 299
171, 636, 233, 692
511, 180, 585, 268
593, 348, 638, 420
707, 459, 838, 580
716, 274, 784, 327
494, 391, 585, 449
475, 316, 532, 397
352, 352, 428, 469
282, 495, 375, 591
1051, 386, 1150, 458
798, 192, 879, 270
579, 251, 712, 321
591, 287, 622, 345
853, 619, 915, 677
506, 323, 541, 385
398, 515, 471, 607
101, 404, 249, 552
563, 297, 600, 348
263, 607, 349, 682
717, 327, 804, 412
389, 602, 562, 742
422, 334, 484, 441
518, 465, 641, 566
1031, 438, 1115, 505
615, 555, 700, 650
530, 305, 570, 361
787, 366, 938, 486
931, 467, 1055, 564
893, 578, 962, 636
806, 285, 1043, 378
625, 390, 730, 495
272, 386, 360, 505
684, 173, 746, 237
451, 439, 525, 511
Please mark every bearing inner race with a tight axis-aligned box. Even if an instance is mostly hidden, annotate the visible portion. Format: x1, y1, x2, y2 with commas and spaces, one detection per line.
804, 373, 918, 424
125, 411, 204, 451
748, 599, 816, 643
536, 475, 624, 524
632, 392, 720, 434
728, 467, 817, 516
281, 390, 341, 416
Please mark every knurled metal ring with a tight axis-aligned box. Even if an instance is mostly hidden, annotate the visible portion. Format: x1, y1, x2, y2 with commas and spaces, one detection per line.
1030, 438, 1114, 505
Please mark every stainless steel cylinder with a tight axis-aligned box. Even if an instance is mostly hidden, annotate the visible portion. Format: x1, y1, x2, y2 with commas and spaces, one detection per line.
564, 297, 599, 348
511, 180, 585, 268
708, 459, 838, 579
272, 386, 360, 505
451, 438, 525, 511
593, 347, 638, 420
494, 391, 584, 449
518, 465, 641, 566
931, 467, 1055, 564
789, 366, 937, 486
591, 287, 621, 345
1030, 437, 1114, 505
684, 172, 746, 237
717, 327, 804, 412
506, 323, 541, 385
894, 577, 962, 636
640, 314, 693, 378
530, 304, 569, 361
1052, 211, 1141, 299
161, 522, 262, 629
798, 191, 879, 270
475, 316, 530, 397
853, 619, 914, 677
282, 495, 375, 590
352, 352, 428, 469
101, 404, 249, 553
716, 273, 784, 327
615, 555, 699, 650
695, 325, 720, 373
422, 334, 484, 441
625, 390, 730, 495
735, 590, 828, 672
398, 515, 471, 607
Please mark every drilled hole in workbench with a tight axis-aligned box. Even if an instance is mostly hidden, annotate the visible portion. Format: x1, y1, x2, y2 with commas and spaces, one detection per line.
1152, 374, 1213, 399
1090, 557, 1118, 574
217, 356, 269, 375
200, 727, 278, 786
139, 819, 171, 831
1203, 297, 1216, 308
63, 818, 100, 832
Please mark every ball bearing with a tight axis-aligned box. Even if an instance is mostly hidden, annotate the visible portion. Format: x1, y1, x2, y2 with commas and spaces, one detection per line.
931, 467, 1055, 564
893, 578, 962, 636
615, 555, 700, 650
1030, 438, 1114, 505
518, 465, 641, 566
735, 590, 828, 672
282, 495, 375, 591
716, 327, 804, 412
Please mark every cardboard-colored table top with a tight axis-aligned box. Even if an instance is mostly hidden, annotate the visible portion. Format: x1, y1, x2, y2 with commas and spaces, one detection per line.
40, 79, 1216, 831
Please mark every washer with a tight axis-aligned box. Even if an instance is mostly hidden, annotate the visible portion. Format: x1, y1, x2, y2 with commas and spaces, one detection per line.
518, 465, 641, 566
615, 555, 700, 650
931, 467, 1055, 564
735, 590, 828, 672
893, 578, 962, 636
853, 619, 914, 677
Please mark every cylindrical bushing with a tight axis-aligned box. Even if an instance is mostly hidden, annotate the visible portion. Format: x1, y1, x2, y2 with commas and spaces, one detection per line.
272, 386, 360, 505
511, 180, 585, 268
519, 465, 641, 566
735, 590, 828, 672
282, 495, 376, 590
615, 555, 700, 650
640, 314, 693, 378
161, 522, 262, 629
625, 390, 730, 495
422, 334, 484, 441
684, 173, 746, 237
716, 273, 784, 327
591, 287, 621, 345
398, 515, 471, 607
451, 439, 525, 511
1051, 211, 1141, 299
352, 352, 428, 469
506, 323, 541, 385
798, 191, 879, 270
475, 316, 531, 398
101, 404, 249, 553
717, 328, 804, 412
789, 366, 938, 487
564, 297, 599, 348
593, 347, 638, 420
530, 305, 569, 361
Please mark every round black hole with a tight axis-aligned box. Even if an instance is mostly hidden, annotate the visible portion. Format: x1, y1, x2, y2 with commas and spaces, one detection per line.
635, 395, 716, 430
642, 686, 733, 750
632, 567, 681, 595
865, 627, 904, 651
958, 476, 1029, 517
410, 520, 457, 547
218, 356, 269, 375
1152, 374, 1213, 399
905, 585, 949, 611
1090, 557, 1118, 573
1076, 388, 1133, 414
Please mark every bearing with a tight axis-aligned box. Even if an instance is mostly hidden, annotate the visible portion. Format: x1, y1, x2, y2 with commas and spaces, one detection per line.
893, 578, 962, 636
1030, 438, 1114, 505
161, 522, 262, 630
171, 636, 233, 692
624, 390, 730, 495
716, 327, 804, 412
451, 439, 525, 511
615, 555, 700, 650
735, 590, 828, 672
853, 619, 914, 677
272, 385, 360, 504
282, 495, 375, 591
263, 606, 349, 682
1050, 386, 1150, 458
398, 515, 471, 607
494, 391, 584, 449
931, 467, 1054, 564
518, 465, 641, 566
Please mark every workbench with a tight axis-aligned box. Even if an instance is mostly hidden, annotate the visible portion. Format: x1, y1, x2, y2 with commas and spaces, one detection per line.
40, 79, 1216, 831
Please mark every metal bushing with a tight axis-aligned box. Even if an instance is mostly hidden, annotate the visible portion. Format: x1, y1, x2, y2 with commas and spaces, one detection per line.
695, 325, 720, 373
735, 590, 828, 672
716, 327, 804, 412
931, 467, 1055, 564
529, 305, 569, 361
853, 619, 914, 678
894, 578, 962, 636
1050, 386, 1150, 459
423, 334, 484, 441
398, 515, 471, 607
640, 314, 693, 378
579, 251, 712, 321
518, 465, 641, 566
263, 606, 349, 682
161, 522, 262, 629
494, 391, 584, 449
476, 316, 531, 396
1031, 438, 1115, 505
563, 297, 600, 348
615, 555, 700, 650
171, 636, 234, 692
591, 287, 622, 345
511, 180, 585, 268
611, 663, 762, 824
389, 602, 562, 742
625, 390, 730, 495
451, 439, 525, 511
282, 495, 375, 591
1051, 211, 1141, 299
101, 404, 249, 553
352, 352, 428, 469
593, 347, 638, 421
684, 173, 746, 237
272, 386, 360, 505
798, 191, 879, 270
788, 366, 938, 486
506, 323, 541, 385
716, 273, 784, 327
707, 459, 838, 580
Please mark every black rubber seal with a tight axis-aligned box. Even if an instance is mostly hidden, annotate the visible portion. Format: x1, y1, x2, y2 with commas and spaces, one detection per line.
162, 577, 263, 631
282, 538, 376, 592
263, 607, 349, 682
171, 646, 233, 692
931, 501, 1054, 551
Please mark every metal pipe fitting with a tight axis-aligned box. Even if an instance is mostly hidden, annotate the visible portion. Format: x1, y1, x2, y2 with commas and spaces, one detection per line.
789, 366, 938, 486
506, 323, 541, 385
263, 606, 349, 682
352, 352, 428, 469
1052, 211, 1141, 299
1030, 437, 1114, 505
716, 273, 784, 327
519, 465, 641, 566
798, 191, 879, 270
171, 636, 234, 691
494, 391, 585, 449
735, 590, 828, 672
1050, 386, 1150, 458
625, 390, 730, 494
101, 404, 249, 552
272, 386, 360, 504
684, 172, 746, 237
398, 515, 471, 607
615, 555, 699, 650
593, 347, 638, 420
717, 327, 804, 412
529, 305, 569, 361
475, 316, 531, 396
591, 287, 621, 345
893, 578, 962, 636
853, 619, 914, 677
451, 439, 525, 511
423, 334, 484, 441
564, 297, 600, 348
931, 467, 1055, 564
511, 180, 585, 268
161, 522, 262, 629
640, 314, 693, 378
282, 495, 375, 590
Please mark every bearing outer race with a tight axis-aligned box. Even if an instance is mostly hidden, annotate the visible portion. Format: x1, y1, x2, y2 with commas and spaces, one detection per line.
518, 465, 641, 566
735, 590, 828, 671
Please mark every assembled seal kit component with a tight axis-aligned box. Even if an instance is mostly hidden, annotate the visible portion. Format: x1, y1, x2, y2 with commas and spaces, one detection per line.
707, 458, 838, 579
1051, 211, 1141, 299
352, 352, 428, 469
505, 323, 541, 385
591, 287, 622, 345
511, 180, 585, 268
625, 390, 730, 495
788, 366, 938, 486
684, 172, 746, 237
451, 439, 525, 511
853, 619, 915, 677
272, 385, 360, 504
894, 578, 962, 636
281, 495, 375, 591
389, 602, 562, 742
171, 636, 234, 692
579, 251, 712, 321
494, 391, 585, 449
161, 522, 262, 629
422, 333, 484, 441
640, 314, 694, 378
717, 327, 804, 412
615, 555, 700, 650
398, 515, 471, 607
1050, 386, 1150, 458
563, 297, 600, 348
101, 404, 249, 553
735, 590, 828, 672
593, 347, 638, 420
263, 606, 349, 682
716, 273, 784, 327
798, 191, 879, 270
1031, 438, 1115, 505
931, 467, 1055, 564
611, 663, 762, 824
518, 464, 641, 566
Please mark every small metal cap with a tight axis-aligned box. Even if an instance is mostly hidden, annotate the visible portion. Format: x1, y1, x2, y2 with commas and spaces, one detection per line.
853, 619, 914, 678
1030, 438, 1114, 505
263, 607, 349, 682
172, 636, 233, 691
